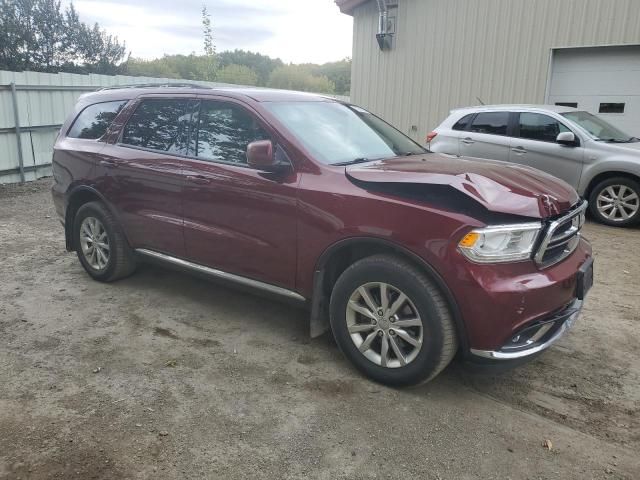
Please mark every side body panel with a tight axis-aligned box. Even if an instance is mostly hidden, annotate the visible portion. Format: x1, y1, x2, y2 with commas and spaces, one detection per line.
94, 144, 185, 256
181, 158, 300, 289
508, 138, 584, 188
459, 132, 511, 162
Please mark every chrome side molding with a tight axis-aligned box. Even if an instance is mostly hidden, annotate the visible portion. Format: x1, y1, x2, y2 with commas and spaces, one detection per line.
135, 248, 307, 303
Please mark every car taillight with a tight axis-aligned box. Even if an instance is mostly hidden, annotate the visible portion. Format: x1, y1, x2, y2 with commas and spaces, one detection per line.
426, 131, 438, 143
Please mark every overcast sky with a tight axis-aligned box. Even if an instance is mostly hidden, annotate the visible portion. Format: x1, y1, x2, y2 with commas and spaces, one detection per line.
64, 0, 353, 64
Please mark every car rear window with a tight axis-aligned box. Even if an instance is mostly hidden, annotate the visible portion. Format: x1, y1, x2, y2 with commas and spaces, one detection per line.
452, 113, 473, 131
469, 112, 509, 135
121, 99, 193, 154
67, 100, 127, 139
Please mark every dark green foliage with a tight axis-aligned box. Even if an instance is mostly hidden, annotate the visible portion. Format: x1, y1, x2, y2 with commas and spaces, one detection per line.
217, 49, 284, 86
308, 58, 351, 95
0, 0, 127, 73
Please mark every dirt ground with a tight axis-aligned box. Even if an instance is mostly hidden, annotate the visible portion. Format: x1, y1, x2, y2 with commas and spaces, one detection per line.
1, 178, 639, 480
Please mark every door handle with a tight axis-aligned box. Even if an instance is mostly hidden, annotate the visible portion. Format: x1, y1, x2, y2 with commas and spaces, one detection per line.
186, 174, 212, 185
461, 137, 475, 145
99, 160, 118, 168
511, 146, 527, 154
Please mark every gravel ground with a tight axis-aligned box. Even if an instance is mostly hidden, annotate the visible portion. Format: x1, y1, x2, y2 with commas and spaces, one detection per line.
1, 178, 639, 480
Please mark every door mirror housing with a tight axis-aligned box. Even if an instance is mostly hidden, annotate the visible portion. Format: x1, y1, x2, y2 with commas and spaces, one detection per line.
246, 140, 290, 173
556, 131, 577, 146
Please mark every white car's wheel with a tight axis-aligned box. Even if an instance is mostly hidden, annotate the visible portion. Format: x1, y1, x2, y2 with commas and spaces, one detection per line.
589, 177, 640, 227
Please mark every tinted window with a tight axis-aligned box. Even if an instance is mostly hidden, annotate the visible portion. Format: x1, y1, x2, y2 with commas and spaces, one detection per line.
453, 113, 473, 131
122, 99, 193, 154
555, 102, 578, 108
518, 113, 569, 143
599, 103, 625, 114
194, 101, 270, 165
469, 112, 509, 135
68, 101, 127, 139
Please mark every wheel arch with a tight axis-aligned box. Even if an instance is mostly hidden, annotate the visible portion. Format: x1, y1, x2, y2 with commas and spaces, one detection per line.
309, 237, 468, 352
64, 186, 120, 251
582, 169, 640, 199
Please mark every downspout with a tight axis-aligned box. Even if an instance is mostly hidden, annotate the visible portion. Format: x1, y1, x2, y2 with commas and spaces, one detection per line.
376, 0, 388, 35
375, 0, 392, 50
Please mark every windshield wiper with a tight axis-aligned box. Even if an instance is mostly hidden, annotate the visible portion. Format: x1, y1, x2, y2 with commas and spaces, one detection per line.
331, 157, 374, 166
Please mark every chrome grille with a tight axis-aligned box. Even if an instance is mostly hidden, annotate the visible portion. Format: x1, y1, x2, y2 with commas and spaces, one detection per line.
534, 201, 587, 268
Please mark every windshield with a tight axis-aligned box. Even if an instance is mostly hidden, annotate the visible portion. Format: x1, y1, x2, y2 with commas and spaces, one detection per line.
561, 111, 637, 142
265, 101, 426, 165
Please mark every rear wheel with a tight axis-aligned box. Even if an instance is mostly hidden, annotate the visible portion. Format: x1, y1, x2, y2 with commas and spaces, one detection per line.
589, 177, 640, 227
74, 201, 137, 282
329, 255, 458, 386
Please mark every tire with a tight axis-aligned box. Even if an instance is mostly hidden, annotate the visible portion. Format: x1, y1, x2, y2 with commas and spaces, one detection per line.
329, 254, 458, 386
588, 177, 640, 227
73, 201, 137, 282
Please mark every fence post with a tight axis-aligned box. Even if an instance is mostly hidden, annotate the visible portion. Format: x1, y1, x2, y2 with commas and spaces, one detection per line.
10, 82, 26, 183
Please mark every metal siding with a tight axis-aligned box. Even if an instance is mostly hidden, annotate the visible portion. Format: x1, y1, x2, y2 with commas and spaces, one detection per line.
350, 0, 640, 140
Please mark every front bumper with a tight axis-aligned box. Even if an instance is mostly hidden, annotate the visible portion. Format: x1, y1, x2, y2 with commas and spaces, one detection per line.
469, 298, 582, 360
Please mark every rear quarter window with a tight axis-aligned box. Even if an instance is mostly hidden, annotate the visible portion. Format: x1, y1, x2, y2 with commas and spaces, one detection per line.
452, 113, 473, 131
67, 101, 127, 139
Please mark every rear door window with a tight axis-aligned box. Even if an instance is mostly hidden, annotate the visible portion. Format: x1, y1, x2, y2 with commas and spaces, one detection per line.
193, 101, 271, 165
121, 99, 193, 155
469, 112, 509, 135
68, 100, 127, 139
517, 113, 570, 143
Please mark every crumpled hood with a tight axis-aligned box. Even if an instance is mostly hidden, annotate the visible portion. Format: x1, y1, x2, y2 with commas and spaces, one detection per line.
346, 153, 580, 218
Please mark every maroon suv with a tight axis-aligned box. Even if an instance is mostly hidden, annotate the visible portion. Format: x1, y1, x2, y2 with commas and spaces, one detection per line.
51, 85, 594, 385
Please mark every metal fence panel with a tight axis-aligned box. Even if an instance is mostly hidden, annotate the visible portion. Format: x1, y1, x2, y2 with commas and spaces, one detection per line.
0, 70, 350, 184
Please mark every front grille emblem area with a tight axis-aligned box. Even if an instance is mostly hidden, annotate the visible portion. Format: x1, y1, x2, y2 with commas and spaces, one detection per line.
534, 201, 588, 268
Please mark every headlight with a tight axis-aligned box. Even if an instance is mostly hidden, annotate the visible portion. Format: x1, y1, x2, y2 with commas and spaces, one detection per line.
458, 223, 542, 263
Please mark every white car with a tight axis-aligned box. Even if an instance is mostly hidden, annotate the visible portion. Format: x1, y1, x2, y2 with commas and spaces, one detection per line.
429, 105, 640, 227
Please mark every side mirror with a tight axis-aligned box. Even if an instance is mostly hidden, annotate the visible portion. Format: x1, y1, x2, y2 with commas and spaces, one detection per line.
556, 131, 577, 146
247, 140, 291, 173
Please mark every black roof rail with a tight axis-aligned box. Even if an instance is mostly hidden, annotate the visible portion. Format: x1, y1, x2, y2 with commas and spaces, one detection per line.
98, 82, 212, 91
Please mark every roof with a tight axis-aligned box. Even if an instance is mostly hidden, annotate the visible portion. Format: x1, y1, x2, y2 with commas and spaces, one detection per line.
452, 104, 581, 114
78, 85, 337, 105
335, 0, 370, 15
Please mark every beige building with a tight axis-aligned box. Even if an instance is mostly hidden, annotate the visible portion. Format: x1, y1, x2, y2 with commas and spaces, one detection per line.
336, 0, 640, 140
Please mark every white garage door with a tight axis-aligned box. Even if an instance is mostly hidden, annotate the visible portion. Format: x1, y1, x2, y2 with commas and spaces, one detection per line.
548, 45, 640, 136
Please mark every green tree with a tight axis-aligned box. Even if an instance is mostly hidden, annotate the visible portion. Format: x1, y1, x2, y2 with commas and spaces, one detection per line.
217, 49, 284, 86
122, 54, 214, 80
0, 0, 126, 73
267, 65, 335, 94
311, 58, 351, 95
201, 5, 216, 80
216, 64, 258, 86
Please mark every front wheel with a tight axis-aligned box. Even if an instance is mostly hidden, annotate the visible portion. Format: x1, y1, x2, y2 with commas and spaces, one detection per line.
589, 177, 640, 227
329, 255, 458, 386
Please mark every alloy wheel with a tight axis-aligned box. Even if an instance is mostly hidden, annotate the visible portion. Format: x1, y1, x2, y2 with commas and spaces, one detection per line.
346, 282, 423, 368
80, 216, 110, 270
596, 185, 639, 222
